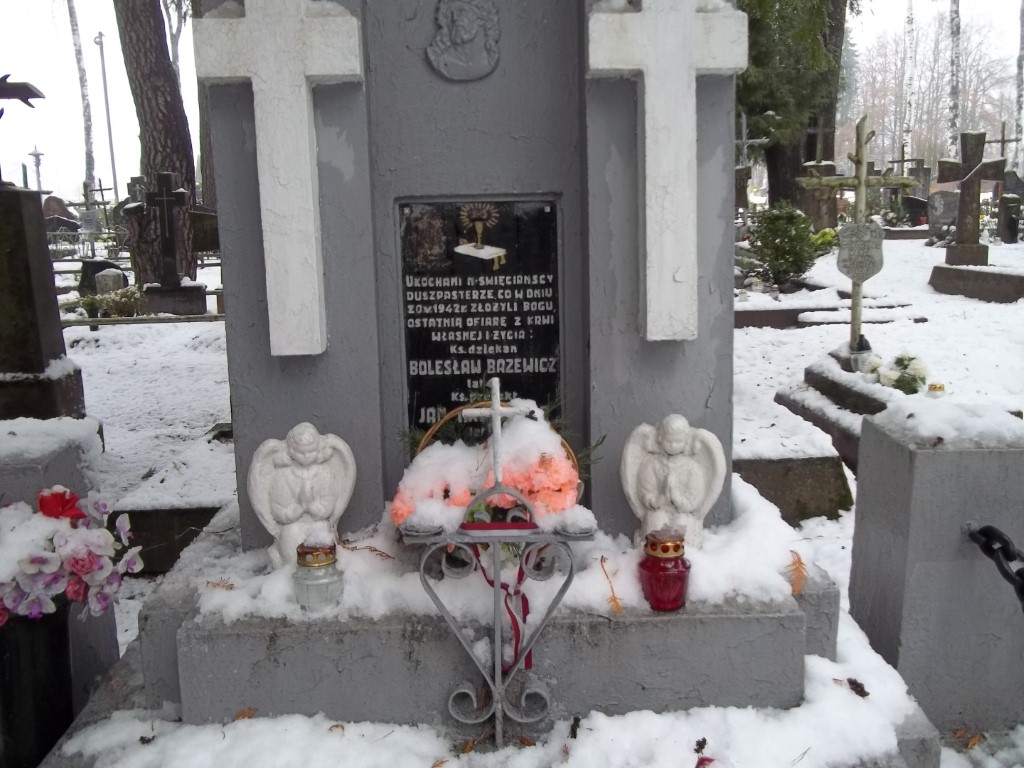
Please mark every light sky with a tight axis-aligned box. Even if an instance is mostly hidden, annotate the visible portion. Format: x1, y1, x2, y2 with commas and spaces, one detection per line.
0, 0, 1018, 203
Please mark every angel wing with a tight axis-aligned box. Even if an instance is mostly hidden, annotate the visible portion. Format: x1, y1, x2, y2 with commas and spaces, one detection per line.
690, 427, 727, 523
320, 433, 357, 526
620, 422, 658, 522
247, 437, 290, 539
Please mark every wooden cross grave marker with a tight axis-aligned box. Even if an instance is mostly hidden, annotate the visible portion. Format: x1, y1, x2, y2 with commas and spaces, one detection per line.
798, 116, 918, 355
588, 1, 748, 341
937, 132, 1005, 267
194, 0, 363, 356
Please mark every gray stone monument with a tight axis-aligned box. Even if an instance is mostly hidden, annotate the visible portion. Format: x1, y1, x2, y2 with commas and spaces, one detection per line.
926, 190, 958, 238
936, 132, 1004, 266
850, 404, 1024, 733
0, 183, 86, 420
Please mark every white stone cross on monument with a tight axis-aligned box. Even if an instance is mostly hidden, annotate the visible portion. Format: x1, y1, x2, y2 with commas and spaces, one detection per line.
193, 0, 363, 356
462, 377, 532, 487
589, 0, 747, 341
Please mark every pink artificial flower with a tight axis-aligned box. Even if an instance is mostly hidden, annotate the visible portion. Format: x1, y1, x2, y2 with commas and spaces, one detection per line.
81, 557, 114, 586
18, 552, 61, 574
389, 492, 416, 526
38, 487, 86, 521
0, 606, 8, 627
64, 550, 103, 577
117, 546, 143, 575
114, 513, 132, 546
20, 595, 55, 619
87, 588, 111, 617
3, 588, 25, 611
447, 488, 473, 507
65, 575, 88, 603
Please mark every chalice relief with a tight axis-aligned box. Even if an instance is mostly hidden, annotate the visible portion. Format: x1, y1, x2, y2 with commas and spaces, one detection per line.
455, 203, 507, 271
426, 0, 500, 82
621, 415, 727, 548
248, 423, 357, 566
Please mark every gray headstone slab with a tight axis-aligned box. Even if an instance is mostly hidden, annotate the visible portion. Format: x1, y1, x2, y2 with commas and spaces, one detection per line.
927, 191, 959, 237
837, 221, 884, 283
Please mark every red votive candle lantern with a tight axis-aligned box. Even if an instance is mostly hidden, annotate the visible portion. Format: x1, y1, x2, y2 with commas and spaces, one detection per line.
639, 529, 690, 612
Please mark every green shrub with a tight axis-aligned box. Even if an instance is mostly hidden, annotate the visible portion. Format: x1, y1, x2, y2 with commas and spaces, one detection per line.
811, 227, 837, 254
748, 203, 818, 285
77, 286, 143, 317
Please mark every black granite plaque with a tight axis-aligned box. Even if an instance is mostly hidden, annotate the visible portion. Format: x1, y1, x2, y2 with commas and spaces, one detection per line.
401, 200, 559, 431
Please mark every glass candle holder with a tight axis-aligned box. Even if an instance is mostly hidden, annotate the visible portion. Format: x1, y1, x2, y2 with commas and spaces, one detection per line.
638, 529, 690, 612
292, 542, 343, 611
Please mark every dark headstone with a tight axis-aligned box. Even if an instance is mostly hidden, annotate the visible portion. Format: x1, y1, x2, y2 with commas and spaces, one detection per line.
44, 215, 79, 233
0, 183, 86, 419
937, 132, 1004, 265
997, 194, 1021, 243
145, 172, 188, 287
78, 259, 128, 296
927, 191, 959, 238
907, 162, 931, 198
400, 200, 559, 432
902, 195, 928, 226
190, 207, 219, 253
141, 284, 208, 316
42, 196, 76, 220
1004, 170, 1024, 197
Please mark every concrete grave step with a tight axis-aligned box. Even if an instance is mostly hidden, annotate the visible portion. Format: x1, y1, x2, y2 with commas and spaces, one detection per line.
883, 228, 930, 240
928, 263, 1024, 303
774, 383, 864, 473
733, 456, 853, 525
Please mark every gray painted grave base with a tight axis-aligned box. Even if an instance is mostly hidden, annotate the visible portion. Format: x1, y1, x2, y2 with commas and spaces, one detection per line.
0, 433, 94, 508
138, 520, 840, 723
850, 417, 1024, 733
40, 641, 936, 768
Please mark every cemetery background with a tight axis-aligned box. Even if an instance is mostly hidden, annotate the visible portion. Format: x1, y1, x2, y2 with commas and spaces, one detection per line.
47, 233, 1024, 767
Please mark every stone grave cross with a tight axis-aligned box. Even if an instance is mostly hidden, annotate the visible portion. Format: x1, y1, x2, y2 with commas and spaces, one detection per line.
194, 0, 363, 356
146, 172, 188, 287
588, 0, 747, 341
937, 132, 1005, 266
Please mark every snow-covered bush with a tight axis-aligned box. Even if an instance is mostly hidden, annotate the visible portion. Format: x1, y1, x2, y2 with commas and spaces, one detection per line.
747, 203, 818, 286
864, 353, 928, 395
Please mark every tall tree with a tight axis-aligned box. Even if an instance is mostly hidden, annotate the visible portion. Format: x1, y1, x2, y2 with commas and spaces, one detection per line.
190, 0, 215, 208
114, 0, 197, 282
737, 0, 833, 204
903, 0, 916, 157
160, 0, 190, 85
66, 0, 95, 204
949, 0, 961, 156
1016, 0, 1024, 173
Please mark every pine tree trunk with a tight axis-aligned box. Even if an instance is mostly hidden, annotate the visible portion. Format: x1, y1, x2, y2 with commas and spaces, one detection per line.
949, 0, 961, 157
805, 0, 848, 165
765, 140, 804, 206
66, 0, 95, 203
114, 0, 196, 282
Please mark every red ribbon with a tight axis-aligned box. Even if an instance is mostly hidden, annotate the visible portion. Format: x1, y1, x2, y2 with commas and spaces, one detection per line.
472, 543, 533, 674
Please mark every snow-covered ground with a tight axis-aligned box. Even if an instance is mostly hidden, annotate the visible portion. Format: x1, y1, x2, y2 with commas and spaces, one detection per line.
47, 240, 1024, 766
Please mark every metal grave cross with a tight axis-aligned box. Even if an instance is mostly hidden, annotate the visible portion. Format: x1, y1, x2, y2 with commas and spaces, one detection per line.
588, 1, 748, 341
146, 172, 188, 287
937, 132, 1004, 264
462, 377, 533, 489
193, 0, 363, 356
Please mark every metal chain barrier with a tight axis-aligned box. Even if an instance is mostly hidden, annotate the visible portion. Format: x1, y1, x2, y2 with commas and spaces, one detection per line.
966, 524, 1024, 613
